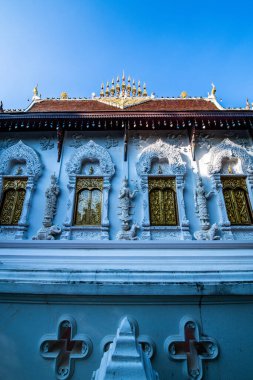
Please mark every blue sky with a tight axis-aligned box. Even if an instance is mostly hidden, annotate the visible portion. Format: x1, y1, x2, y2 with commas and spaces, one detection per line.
0, 0, 253, 109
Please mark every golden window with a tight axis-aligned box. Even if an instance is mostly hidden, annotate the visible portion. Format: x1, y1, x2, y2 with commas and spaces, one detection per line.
0, 178, 27, 225
221, 176, 253, 225
74, 177, 103, 226
149, 177, 178, 226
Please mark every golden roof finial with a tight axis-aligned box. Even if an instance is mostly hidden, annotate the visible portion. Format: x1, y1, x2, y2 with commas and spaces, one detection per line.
211, 83, 216, 97
105, 81, 110, 97
143, 83, 147, 97
137, 80, 142, 97
33, 84, 38, 96
116, 76, 120, 95
32, 84, 41, 100
132, 79, 136, 96
110, 78, 115, 96
60, 91, 68, 99
181, 91, 188, 98
121, 72, 126, 95
127, 76, 131, 96
100, 83, 105, 97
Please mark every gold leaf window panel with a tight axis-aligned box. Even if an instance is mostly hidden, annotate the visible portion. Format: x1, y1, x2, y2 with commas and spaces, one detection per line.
74, 177, 103, 226
149, 177, 178, 226
221, 176, 253, 225
0, 178, 27, 225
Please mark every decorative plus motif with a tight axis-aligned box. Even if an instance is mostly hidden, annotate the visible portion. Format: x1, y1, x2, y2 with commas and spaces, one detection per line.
164, 316, 218, 380
40, 315, 92, 380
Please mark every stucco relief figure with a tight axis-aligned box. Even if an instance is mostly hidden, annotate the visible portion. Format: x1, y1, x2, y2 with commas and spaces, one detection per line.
44, 174, 60, 227
194, 176, 220, 240
194, 176, 214, 229
33, 174, 61, 240
116, 178, 139, 240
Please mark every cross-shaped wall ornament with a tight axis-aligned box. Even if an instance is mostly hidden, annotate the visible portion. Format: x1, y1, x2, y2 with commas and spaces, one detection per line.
164, 316, 218, 380
40, 315, 92, 380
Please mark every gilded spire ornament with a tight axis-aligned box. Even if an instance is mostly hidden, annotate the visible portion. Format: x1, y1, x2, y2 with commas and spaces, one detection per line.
143, 83, 147, 97
33, 84, 38, 97
127, 76, 131, 96
181, 91, 188, 98
105, 81, 110, 97
210, 83, 216, 98
110, 78, 115, 96
137, 80, 142, 96
32, 84, 41, 101
100, 83, 105, 97
132, 79, 136, 96
95, 74, 151, 108
60, 92, 68, 99
121, 71, 126, 96
116, 76, 120, 96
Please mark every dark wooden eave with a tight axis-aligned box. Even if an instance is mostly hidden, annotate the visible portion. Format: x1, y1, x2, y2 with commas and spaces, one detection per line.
0, 110, 253, 132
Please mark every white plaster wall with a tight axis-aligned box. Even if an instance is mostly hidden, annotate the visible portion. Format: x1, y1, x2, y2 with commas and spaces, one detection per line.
0, 128, 252, 240
0, 295, 253, 380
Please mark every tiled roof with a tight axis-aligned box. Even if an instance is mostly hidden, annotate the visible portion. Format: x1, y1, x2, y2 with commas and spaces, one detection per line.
27, 98, 220, 113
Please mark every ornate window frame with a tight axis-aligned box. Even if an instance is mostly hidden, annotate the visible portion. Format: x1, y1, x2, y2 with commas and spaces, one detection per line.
208, 138, 253, 240
0, 140, 41, 240
136, 139, 191, 240
62, 140, 115, 240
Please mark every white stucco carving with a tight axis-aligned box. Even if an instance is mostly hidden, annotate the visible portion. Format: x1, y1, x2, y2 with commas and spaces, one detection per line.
33, 174, 61, 240
136, 139, 185, 177
194, 176, 220, 240
63, 141, 115, 240
66, 140, 115, 177
206, 138, 253, 240
0, 140, 41, 178
92, 317, 159, 380
40, 315, 92, 380
0, 141, 42, 240
136, 139, 190, 240
208, 138, 253, 174
116, 178, 139, 240
165, 316, 218, 380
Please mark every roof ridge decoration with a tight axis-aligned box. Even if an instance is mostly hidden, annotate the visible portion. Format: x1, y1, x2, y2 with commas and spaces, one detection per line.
95, 73, 153, 109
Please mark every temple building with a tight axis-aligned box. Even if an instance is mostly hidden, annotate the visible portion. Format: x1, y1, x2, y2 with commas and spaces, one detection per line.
0, 75, 253, 379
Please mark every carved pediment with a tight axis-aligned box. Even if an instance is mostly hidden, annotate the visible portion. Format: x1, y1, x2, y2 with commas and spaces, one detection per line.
96, 96, 152, 109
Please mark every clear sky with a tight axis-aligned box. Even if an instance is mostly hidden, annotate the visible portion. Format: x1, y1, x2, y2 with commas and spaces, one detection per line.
0, 0, 253, 109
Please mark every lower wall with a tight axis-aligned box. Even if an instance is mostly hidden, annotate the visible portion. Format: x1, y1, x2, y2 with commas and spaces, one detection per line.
1, 240, 253, 380
1, 294, 253, 380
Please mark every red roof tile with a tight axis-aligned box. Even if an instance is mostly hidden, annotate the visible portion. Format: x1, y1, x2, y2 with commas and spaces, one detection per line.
27, 98, 220, 113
